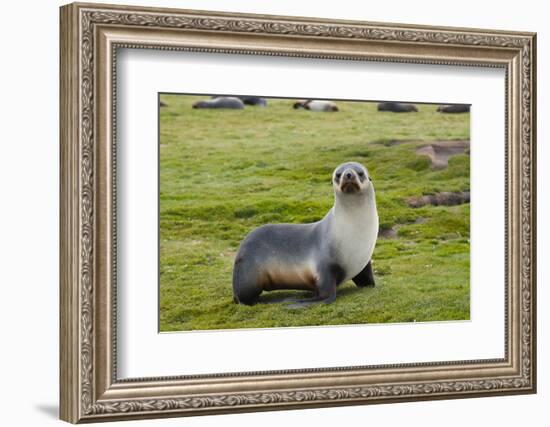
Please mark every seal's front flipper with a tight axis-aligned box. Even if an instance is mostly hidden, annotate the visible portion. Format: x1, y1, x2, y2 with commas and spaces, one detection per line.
285, 274, 337, 309
352, 260, 375, 288
258, 293, 315, 305
285, 294, 336, 309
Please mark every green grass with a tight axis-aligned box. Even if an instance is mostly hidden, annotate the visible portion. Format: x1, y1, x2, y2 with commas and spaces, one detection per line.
159, 95, 470, 332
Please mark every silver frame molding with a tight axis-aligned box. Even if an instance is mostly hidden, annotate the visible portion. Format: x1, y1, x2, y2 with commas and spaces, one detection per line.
60, 2, 537, 423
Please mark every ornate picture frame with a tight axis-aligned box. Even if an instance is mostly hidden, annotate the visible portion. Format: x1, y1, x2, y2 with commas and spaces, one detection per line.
60, 2, 536, 423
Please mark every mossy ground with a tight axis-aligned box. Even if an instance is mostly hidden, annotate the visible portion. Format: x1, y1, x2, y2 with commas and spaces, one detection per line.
159, 95, 470, 332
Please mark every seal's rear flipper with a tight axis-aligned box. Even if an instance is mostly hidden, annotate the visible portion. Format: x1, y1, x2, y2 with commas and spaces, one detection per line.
352, 260, 375, 287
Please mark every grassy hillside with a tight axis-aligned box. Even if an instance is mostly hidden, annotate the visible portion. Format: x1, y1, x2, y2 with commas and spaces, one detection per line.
159, 95, 470, 332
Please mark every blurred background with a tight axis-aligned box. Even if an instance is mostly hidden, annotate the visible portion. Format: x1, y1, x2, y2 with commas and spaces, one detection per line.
159, 95, 471, 331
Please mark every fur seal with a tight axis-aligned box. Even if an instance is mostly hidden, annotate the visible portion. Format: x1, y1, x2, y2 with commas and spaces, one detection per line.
239, 96, 267, 106
232, 162, 378, 307
193, 97, 245, 109
211, 95, 268, 106
437, 104, 470, 113
377, 102, 418, 113
293, 100, 339, 112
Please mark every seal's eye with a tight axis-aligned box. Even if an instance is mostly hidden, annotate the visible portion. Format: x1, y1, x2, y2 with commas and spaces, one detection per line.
358, 171, 365, 177
335, 173, 342, 179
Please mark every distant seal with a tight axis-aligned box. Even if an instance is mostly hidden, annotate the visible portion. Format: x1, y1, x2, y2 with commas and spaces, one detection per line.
437, 104, 470, 113
232, 162, 379, 307
293, 100, 339, 112
211, 95, 267, 107
193, 97, 244, 109
377, 102, 418, 113
239, 96, 267, 107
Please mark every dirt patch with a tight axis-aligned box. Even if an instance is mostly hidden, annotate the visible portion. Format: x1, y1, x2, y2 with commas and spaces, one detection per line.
407, 191, 470, 208
378, 227, 398, 239
378, 217, 426, 239
416, 140, 470, 169
386, 139, 413, 147
373, 139, 414, 147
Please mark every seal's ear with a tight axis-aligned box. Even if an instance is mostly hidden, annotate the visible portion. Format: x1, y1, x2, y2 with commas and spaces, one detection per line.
369, 176, 373, 182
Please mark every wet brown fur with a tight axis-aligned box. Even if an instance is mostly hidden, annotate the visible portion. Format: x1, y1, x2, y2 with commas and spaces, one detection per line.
261, 263, 318, 292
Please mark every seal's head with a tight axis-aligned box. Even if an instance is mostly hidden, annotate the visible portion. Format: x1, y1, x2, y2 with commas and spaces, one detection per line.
332, 162, 372, 195
192, 101, 208, 109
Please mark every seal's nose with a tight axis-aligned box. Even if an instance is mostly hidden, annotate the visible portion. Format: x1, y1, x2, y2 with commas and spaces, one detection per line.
342, 169, 356, 181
